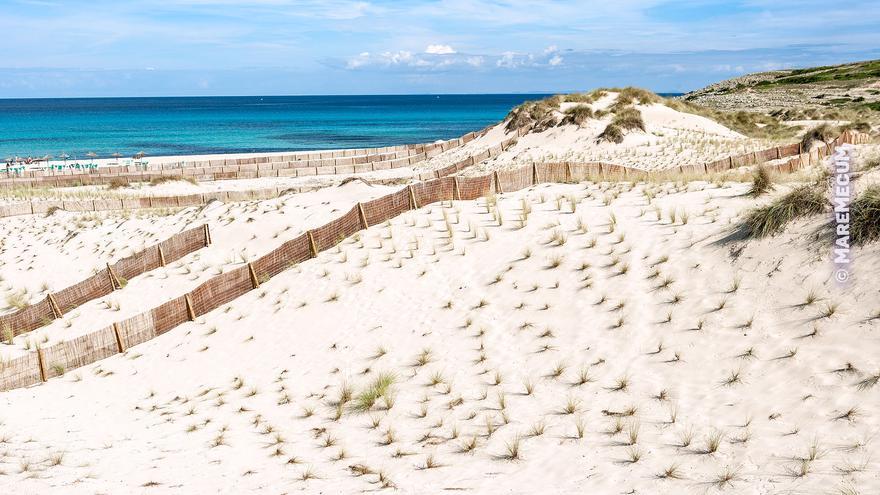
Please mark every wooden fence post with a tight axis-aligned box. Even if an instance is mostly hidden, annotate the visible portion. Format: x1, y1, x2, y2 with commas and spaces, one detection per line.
36, 347, 47, 382
247, 263, 260, 289
357, 203, 369, 229
565, 163, 572, 183
494, 171, 503, 194
307, 231, 319, 257
46, 293, 62, 319
184, 294, 196, 321
107, 263, 122, 290
204, 224, 212, 246
532, 163, 539, 185
112, 322, 125, 353
408, 185, 419, 210
453, 177, 461, 200
158, 246, 167, 267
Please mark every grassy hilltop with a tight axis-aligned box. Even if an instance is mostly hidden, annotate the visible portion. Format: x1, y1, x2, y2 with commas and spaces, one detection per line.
681, 59, 880, 118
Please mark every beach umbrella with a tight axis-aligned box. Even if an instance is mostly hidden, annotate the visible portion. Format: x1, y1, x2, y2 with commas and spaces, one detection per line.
86, 151, 97, 162
134, 151, 146, 159
111, 152, 122, 165
59, 153, 70, 166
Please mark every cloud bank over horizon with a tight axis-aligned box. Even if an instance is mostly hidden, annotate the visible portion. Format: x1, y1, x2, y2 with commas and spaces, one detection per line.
2, 0, 879, 97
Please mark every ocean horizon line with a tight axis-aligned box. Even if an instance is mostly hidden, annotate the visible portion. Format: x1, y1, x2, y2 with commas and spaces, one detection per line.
0, 91, 685, 101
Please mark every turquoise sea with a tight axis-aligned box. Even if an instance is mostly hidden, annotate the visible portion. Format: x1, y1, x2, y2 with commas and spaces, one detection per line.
0, 95, 550, 160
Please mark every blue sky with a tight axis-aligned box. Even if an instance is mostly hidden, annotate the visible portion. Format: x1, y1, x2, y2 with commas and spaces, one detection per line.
1, 0, 879, 97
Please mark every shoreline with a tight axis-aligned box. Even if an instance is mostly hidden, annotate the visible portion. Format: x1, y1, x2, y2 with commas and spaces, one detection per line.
4, 143, 448, 170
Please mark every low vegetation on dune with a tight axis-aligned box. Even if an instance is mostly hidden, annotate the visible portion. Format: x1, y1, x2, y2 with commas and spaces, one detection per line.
503, 85, 805, 141
598, 123, 624, 144
740, 186, 826, 238
800, 123, 835, 150
610, 107, 645, 132
4, 162, 880, 493
561, 105, 594, 126
747, 164, 774, 197
563, 92, 597, 103
680, 59, 880, 115
771, 107, 875, 132
505, 96, 562, 132
607, 86, 660, 109
663, 98, 798, 140
763, 59, 880, 86
851, 185, 880, 245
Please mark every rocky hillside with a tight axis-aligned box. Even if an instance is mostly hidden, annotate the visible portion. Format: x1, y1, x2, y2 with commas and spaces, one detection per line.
681, 59, 880, 114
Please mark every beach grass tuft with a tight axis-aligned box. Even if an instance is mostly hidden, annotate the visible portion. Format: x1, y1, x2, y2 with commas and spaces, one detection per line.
740, 186, 825, 238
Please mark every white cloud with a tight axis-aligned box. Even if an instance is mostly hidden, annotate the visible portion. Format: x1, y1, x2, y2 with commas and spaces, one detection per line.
345, 52, 371, 69
496, 51, 519, 68
347, 46, 566, 71
381, 50, 413, 64
425, 44, 456, 55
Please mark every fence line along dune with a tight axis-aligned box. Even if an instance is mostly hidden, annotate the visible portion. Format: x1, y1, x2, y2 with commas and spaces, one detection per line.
0, 225, 210, 344
0, 131, 868, 221
0, 131, 865, 393
0, 130, 492, 190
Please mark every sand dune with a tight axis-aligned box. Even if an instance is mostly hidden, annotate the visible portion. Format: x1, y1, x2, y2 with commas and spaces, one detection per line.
419, 91, 794, 174
1, 142, 878, 494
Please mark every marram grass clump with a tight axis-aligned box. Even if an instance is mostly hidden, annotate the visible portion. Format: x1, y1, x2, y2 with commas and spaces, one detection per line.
748, 165, 774, 197
562, 105, 594, 126
800, 123, 836, 150
612, 107, 645, 132
850, 185, 880, 245
741, 186, 826, 238
505, 96, 562, 132
599, 123, 624, 144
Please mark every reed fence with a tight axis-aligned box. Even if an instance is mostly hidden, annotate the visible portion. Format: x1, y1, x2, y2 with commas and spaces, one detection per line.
0, 131, 867, 392
3, 127, 865, 221
0, 225, 210, 344
0, 130, 491, 190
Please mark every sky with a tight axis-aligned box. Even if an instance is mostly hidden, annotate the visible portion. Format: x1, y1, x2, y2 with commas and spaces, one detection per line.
1, 0, 879, 98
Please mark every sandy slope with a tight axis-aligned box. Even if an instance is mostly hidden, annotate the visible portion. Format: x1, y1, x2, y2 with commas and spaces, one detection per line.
0, 167, 414, 204
419, 92, 789, 174
0, 182, 393, 323
1, 153, 879, 494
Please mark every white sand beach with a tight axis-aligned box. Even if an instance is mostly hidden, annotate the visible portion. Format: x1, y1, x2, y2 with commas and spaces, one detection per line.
1, 87, 878, 495
1, 138, 878, 494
